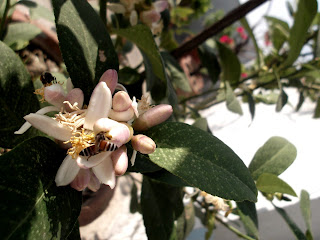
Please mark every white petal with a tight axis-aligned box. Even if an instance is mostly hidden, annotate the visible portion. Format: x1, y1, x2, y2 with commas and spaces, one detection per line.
66, 77, 74, 93
44, 84, 66, 108
87, 172, 101, 192
92, 156, 116, 189
130, 10, 138, 26
77, 151, 112, 169
130, 149, 137, 166
154, 0, 168, 12
14, 106, 59, 134
55, 155, 80, 186
24, 113, 72, 141
84, 82, 112, 130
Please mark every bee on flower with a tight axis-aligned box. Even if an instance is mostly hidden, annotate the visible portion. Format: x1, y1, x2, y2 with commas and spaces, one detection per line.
15, 69, 172, 192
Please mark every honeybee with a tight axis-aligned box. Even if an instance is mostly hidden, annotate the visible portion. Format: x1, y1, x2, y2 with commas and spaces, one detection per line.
80, 132, 118, 157
40, 72, 57, 85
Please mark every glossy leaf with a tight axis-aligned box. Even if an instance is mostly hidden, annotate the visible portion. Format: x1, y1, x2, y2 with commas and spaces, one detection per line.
141, 177, 184, 240
273, 204, 307, 240
256, 173, 297, 197
3, 22, 42, 51
249, 136, 297, 180
283, 0, 317, 67
216, 41, 241, 85
236, 201, 259, 239
146, 122, 257, 202
0, 137, 82, 239
161, 51, 191, 93
225, 82, 243, 115
300, 190, 313, 238
52, 0, 118, 103
198, 43, 221, 84
0, 41, 41, 148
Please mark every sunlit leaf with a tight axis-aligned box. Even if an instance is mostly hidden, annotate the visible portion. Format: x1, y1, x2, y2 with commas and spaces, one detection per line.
52, 0, 118, 103
256, 173, 297, 197
225, 82, 243, 115
283, 0, 317, 67
0, 137, 82, 239
249, 137, 297, 180
0, 41, 41, 148
146, 122, 257, 202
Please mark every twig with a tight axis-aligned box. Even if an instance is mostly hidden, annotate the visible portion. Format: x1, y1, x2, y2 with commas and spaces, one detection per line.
171, 0, 270, 58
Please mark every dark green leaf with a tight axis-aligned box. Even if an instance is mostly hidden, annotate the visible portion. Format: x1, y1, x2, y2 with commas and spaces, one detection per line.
276, 89, 288, 112
146, 122, 257, 202
249, 136, 297, 180
52, 0, 118, 103
175, 200, 195, 240
313, 97, 320, 118
198, 43, 221, 84
0, 137, 82, 239
205, 211, 216, 240
282, 0, 317, 67
265, 16, 290, 51
0, 41, 41, 148
216, 41, 240, 85
273, 204, 307, 240
161, 51, 191, 93
300, 190, 313, 238
141, 177, 184, 240
118, 67, 141, 85
246, 92, 255, 121
237, 201, 259, 239
3, 22, 42, 51
225, 81, 243, 115
256, 173, 297, 197
296, 90, 305, 111
144, 169, 189, 187
130, 182, 140, 213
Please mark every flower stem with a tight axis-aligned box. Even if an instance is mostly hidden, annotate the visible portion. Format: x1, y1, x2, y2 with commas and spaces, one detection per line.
0, 0, 10, 41
215, 215, 256, 240
99, 0, 107, 26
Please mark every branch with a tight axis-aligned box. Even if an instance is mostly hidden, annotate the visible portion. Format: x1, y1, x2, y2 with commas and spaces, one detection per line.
170, 0, 270, 59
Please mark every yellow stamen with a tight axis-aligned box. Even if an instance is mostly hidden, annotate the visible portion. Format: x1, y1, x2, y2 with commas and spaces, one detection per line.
65, 129, 95, 159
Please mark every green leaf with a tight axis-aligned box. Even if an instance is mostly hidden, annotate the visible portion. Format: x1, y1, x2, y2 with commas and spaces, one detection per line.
192, 117, 211, 133
249, 136, 297, 180
175, 201, 195, 240
246, 91, 255, 121
52, 0, 118, 103
255, 91, 279, 104
265, 16, 290, 51
276, 89, 288, 112
216, 41, 241, 85
300, 190, 313, 238
146, 122, 257, 202
161, 51, 191, 93
141, 177, 184, 240
313, 97, 320, 118
296, 90, 305, 111
282, 0, 317, 67
225, 81, 243, 115
236, 201, 259, 239
256, 173, 297, 197
0, 41, 40, 148
144, 169, 189, 187
198, 43, 221, 84
129, 182, 140, 213
3, 22, 42, 51
273, 204, 307, 240
0, 137, 82, 239
114, 24, 166, 85
118, 67, 141, 85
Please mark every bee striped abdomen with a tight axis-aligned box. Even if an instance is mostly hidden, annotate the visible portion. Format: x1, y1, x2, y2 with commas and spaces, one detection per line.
80, 145, 96, 156
99, 140, 118, 152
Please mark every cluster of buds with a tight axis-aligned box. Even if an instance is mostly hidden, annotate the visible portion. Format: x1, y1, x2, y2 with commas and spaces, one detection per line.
15, 69, 173, 192
107, 0, 168, 35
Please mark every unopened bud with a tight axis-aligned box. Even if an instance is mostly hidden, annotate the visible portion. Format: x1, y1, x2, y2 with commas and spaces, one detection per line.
132, 104, 172, 131
140, 10, 161, 24
65, 88, 84, 111
99, 69, 118, 94
44, 84, 66, 108
130, 10, 138, 26
70, 169, 91, 191
154, 0, 168, 12
109, 108, 135, 122
113, 91, 132, 111
131, 134, 156, 154
111, 146, 128, 176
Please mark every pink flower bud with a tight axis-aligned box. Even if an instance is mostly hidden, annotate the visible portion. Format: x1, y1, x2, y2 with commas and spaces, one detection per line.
140, 10, 161, 24
64, 88, 84, 111
44, 84, 66, 108
154, 0, 168, 13
70, 169, 91, 191
99, 69, 118, 94
111, 146, 128, 176
132, 104, 172, 131
131, 134, 156, 154
112, 91, 132, 111
108, 108, 135, 122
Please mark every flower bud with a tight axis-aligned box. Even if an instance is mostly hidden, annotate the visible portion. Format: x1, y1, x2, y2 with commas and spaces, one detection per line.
111, 146, 128, 176
64, 88, 84, 111
44, 84, 66, 108
131, 134, 156, 154
140, 10, 161, 24
154, 1, 168, 12
70, 169, 91, 191
132, 104, 173, 131
130, 10, 138, 26
99, 69, 118, 94
108, 108, 135, 122
112, 91, 132, 111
